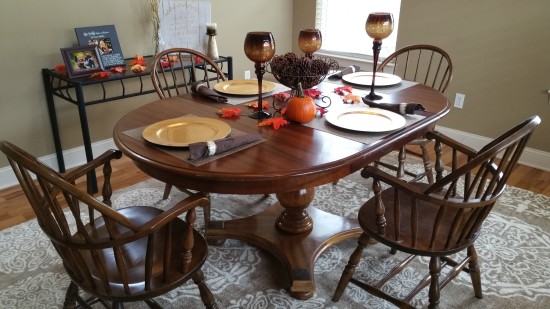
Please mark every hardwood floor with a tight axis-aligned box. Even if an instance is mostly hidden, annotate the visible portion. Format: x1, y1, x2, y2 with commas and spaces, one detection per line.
1, 150, 549, 231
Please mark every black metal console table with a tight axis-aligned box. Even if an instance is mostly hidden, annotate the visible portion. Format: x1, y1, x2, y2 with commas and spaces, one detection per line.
42, 55, 233, 193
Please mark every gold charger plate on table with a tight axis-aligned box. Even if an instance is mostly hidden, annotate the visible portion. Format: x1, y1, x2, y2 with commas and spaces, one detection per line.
325, 107, 406, 132
342, 72, 402, 87
214, 80, 277, 95
142, 117, 231, 147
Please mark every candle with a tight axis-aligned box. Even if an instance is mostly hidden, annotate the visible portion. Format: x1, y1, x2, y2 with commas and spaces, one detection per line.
207, 23, 217, 35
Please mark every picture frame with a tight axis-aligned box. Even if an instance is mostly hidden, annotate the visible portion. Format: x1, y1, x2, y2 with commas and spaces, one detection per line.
74, 25, 125, 67
60, 46, 105, 78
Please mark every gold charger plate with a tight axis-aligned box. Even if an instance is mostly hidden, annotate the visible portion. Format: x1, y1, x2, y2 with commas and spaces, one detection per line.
142, 117, 231, 147
342, 72, 402, 87
325, 107, 406, 132
214, 80, 277, 95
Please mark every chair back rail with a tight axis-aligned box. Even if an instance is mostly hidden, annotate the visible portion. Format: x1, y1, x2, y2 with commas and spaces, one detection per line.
378, 44, 453, 94
150, 48, 227, 99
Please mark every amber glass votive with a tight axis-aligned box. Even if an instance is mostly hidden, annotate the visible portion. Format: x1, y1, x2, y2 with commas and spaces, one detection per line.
298, 29, 322, 56
365, 13, 394, 41
244, 32, 276, 63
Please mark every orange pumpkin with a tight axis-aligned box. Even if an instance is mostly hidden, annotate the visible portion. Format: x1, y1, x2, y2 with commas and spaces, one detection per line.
285, 83, 316, 123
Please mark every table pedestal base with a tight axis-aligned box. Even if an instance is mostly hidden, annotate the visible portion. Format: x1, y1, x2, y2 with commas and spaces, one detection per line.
206, 202, 362, 300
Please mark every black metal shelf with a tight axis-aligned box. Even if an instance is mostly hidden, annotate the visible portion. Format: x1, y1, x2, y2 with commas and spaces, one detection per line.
42, 55, 233, 193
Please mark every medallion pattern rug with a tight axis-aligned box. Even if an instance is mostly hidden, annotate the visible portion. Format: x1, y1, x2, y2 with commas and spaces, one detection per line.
1, 168, 549, 308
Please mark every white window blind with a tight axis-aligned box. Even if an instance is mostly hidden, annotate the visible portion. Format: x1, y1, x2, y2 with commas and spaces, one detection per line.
315, 0, 401, 59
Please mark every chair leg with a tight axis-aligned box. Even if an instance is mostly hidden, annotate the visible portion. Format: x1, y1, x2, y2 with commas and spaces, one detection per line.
419, 143, 434, 184
63, 281, 79, 309
192, 270, 218, 308
112, 302, 125, 308
428, 257, 442, 309
202, 193, 211, 229
468, 245, 483, 299
333, 233, 371, 301
397, 146, 406, 180
163, 183, 173, 200
144, 298, 162, 309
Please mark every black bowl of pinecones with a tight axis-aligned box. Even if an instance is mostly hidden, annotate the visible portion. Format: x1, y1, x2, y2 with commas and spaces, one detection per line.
268, 52, 339, 90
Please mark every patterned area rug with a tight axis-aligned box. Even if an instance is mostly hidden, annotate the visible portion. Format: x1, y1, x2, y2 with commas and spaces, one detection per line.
1, 165, 549, 308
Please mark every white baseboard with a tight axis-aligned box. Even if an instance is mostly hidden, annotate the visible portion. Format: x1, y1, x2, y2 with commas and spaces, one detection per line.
1, 128, 549, 190
0, 139, 118, 190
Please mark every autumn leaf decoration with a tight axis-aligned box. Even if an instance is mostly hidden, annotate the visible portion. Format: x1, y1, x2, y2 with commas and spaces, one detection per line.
130, 55, 147, 66
90, 71, 112, 79
130, 55, 147, 73
333, 86, 353, 96
342, 93, 361, 104
304, 88, 322, 99
245, 100, 270, 110
258, 117, 289, 130
334, 86, 361, 104
110, 66, 126, 73
54, 65, 67, 76
216, 108, 242, 118
273, 92, 290, 102
272, 92, 291, 114
131, 65, 147, 73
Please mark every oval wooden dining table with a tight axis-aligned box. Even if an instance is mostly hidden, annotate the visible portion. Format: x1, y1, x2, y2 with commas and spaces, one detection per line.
113, 81, 450, 300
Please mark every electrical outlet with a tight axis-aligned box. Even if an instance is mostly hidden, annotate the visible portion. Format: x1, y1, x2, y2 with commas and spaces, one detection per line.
454, 93, 465, 109
244, 70, 251, 79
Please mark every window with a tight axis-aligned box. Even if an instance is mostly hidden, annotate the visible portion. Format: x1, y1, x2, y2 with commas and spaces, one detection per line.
315, 0, 401, 59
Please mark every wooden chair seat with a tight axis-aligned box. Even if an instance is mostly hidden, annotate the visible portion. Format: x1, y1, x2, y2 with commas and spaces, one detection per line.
333, 116, 541, 308
75, 206, 208, 298
359, 183, 479, 255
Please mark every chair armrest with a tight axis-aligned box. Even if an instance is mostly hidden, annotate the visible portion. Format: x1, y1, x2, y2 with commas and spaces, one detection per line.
362, 166, 456, 205
361, 166, 427, 196
426, 130, 477, 157
138, 192, 210, 232
63, 149, 122, 183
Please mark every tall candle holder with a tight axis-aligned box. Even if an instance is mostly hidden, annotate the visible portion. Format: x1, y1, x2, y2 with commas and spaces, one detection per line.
206, 23, 219, 60
244, 32, 276, 119
364, 13, 394, 101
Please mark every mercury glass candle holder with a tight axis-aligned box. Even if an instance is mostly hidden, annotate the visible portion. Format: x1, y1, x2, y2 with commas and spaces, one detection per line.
364, 12, 394, 101
244, 31, 276, 119
298, 29, 322, 58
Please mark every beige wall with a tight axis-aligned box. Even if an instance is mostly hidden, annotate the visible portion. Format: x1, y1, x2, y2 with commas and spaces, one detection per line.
0, 0, 293, 168
397, 0, 549, 151
0, 0, 549, 170
295, 0, 549, 152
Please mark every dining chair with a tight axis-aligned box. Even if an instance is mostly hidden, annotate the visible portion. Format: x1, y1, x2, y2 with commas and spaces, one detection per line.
150, 48, 228, 201
332, 116, 540, 308
0, 141, 218, 308
376, 44, 453, 184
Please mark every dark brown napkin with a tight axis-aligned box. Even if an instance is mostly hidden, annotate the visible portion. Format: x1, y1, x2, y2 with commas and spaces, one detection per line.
328, 65, 360, 80
188, 133, 262, 161
362, 98, 425, 115
191, 83, 228, 103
